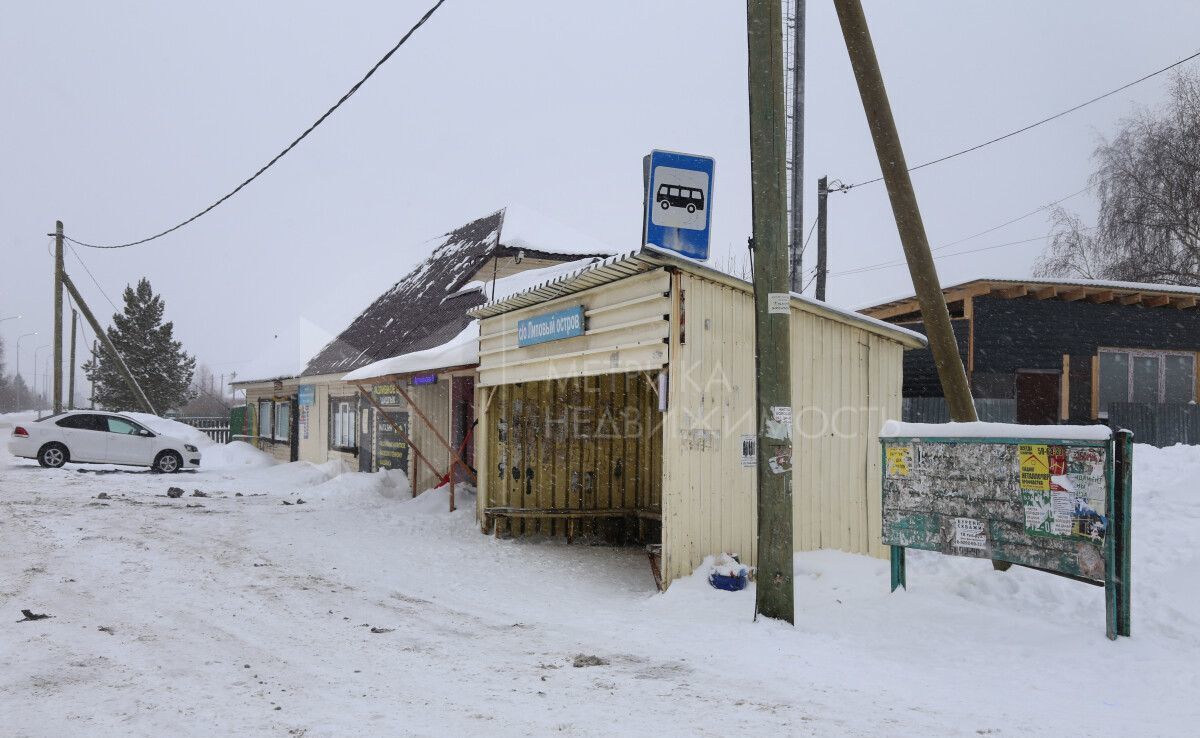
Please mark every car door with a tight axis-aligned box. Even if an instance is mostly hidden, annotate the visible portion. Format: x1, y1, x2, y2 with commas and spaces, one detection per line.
103, 416, 157, 465
54, 414, 108, 462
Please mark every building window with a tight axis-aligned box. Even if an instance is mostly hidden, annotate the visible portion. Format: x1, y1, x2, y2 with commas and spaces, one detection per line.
274, 400, 291, 441
1098, 349, 1196, 408
257, 400, 273, 439
330, 397, 357, 449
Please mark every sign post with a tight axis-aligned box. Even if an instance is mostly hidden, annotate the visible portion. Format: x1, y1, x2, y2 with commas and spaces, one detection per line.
642, 150, 715, 261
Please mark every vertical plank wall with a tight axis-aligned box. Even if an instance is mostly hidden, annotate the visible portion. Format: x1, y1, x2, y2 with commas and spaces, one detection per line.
661, 273, 905, 583
479, 374, 662, 536
661, 274, 758, 583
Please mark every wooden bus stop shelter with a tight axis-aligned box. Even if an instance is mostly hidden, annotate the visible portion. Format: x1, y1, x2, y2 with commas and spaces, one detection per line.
468, 249, 927, 589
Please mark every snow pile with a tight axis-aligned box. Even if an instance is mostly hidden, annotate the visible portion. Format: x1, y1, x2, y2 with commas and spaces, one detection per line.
201, 441, 277, 472
881, 419, 1113, 441
304, 467, 413, 505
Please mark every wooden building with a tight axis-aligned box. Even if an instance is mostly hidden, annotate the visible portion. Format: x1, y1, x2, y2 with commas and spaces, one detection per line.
232, 207, 613, 486
861, 278, 1200, 424
469, 249, 926, 587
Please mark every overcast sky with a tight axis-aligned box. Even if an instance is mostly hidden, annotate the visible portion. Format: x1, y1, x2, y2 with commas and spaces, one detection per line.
3, 1, 1198, 396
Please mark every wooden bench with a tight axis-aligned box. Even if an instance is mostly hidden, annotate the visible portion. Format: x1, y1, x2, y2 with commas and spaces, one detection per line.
483, 507, 660, 544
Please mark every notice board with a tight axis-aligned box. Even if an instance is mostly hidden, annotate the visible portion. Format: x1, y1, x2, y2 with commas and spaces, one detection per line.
880, 428, 1132, 639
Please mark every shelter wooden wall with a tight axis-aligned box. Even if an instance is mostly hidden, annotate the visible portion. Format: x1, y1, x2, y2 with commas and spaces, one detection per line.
481, 373, 662, 537
660, 272, 905, 583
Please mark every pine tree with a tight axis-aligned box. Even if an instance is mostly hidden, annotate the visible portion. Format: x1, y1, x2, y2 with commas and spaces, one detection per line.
82, 278, 196, 413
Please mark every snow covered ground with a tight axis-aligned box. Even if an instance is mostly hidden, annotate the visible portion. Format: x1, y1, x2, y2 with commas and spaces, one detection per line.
1, 413, 1197, 736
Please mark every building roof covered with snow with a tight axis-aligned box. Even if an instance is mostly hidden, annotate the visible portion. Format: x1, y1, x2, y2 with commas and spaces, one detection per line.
302, 207, 617, 377
861, 277, 1200, 321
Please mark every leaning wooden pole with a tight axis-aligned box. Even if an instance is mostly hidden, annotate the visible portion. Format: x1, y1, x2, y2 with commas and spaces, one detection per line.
748, 0, 795, 624
61, 272, 157, 415
68, 309, 78, 409
832, 0, 976, 422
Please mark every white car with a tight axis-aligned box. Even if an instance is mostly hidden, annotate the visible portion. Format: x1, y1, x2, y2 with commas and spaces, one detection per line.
8, 410, 202, 473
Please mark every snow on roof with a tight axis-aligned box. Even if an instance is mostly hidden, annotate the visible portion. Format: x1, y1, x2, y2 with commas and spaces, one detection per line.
343, 322, 479, 382
860, 276, 1200, 312
453, 257, 601, 303
237, 318, 338, 384
497, 204, 620, 257
790, 291, 928, 347
880, 420, 1113, 441
302, 209, 615, 378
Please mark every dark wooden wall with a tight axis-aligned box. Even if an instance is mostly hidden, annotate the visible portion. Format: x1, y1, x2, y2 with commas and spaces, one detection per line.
893, 297, 1200, 420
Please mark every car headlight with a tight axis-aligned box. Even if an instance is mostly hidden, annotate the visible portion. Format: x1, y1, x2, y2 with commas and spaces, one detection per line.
184, 444, 198, 453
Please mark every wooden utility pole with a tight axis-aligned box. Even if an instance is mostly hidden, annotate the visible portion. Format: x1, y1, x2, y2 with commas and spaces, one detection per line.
815, 176, 828, 301
89, 340, 97, 409
832, 0, 976, 422
68, 310, 78, 409
53, 221, 64, 413
788, 0, 806, 293
62, 272, 157, 415
747, 0, 795, 624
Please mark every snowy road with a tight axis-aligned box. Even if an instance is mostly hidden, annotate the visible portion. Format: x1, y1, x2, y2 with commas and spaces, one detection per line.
2, 420, 1197, 736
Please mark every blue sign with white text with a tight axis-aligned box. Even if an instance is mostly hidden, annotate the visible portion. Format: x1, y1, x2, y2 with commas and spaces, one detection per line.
297, 385, 315, 406
517, 305, 586, 347
643, 150, 715, 261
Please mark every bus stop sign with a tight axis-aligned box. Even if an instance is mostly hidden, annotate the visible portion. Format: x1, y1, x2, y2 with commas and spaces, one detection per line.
642, 150, 715, 261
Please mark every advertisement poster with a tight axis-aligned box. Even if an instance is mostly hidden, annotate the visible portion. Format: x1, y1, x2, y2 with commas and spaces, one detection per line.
1021, 445, 1107, 541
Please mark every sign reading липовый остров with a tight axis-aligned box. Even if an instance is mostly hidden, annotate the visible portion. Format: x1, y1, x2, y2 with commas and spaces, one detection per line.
517, 305, 585, 348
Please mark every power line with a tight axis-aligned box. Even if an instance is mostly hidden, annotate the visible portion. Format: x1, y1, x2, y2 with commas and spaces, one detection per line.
825, 183, 1094, 278
64, 0, 449, 250
931, 184, 1092, 253
66, 243, 120, 312
834, 48, 1200, 192
829, 234, 1053, 278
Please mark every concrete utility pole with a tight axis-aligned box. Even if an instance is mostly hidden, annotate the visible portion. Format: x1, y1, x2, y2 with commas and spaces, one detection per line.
53, 220, 64, 413
832, 0, 976, 422
788, 0, 806, 293
747, 0, 795, 624
815, 176, 829, 301
68, 309, 78, 409
62, 272, 157, 415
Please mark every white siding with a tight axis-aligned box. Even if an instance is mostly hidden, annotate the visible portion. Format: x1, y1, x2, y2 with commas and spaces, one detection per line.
660, 272, 906, 584
477, 269, 671, 386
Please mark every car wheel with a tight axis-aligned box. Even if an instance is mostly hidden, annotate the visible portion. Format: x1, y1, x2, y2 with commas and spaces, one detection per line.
686, 203, 696, 214
659, 200, 670, 210
153, 451, 183, 474
38, 443, 69, 469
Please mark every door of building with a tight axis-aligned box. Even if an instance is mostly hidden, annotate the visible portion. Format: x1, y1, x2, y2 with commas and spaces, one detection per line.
452, 376, 475, 480
1016, 370, 1060, 425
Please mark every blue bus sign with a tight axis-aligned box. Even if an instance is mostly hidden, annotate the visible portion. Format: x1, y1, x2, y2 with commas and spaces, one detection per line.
643, 150, 715, 261
517, 305, 586, 347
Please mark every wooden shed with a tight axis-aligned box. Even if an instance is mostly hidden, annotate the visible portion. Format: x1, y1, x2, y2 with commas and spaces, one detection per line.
469, 249, 926, 587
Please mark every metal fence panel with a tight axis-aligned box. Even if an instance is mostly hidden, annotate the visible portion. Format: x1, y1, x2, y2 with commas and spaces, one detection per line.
1108, 402, 1200, 447
902, 397, 1015, 424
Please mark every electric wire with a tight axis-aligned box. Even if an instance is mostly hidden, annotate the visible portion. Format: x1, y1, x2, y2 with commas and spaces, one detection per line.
834, 48, 1200, 192
66, 243, 120, 312
63, 0, 449, 250
826, 183, 1095, 278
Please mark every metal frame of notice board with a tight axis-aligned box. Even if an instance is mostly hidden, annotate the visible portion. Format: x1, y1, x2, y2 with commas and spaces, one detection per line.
880, 430, 1132, 640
